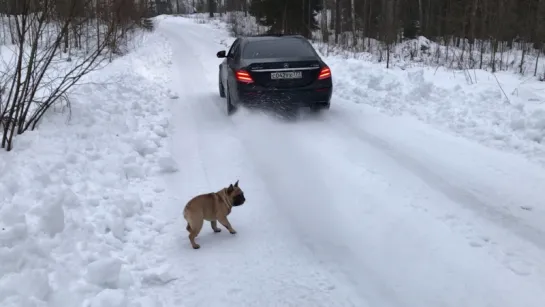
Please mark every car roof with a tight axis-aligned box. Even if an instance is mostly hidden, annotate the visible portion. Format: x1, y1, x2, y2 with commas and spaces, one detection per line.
241, 34, 307, 42
238, 35, 312, 51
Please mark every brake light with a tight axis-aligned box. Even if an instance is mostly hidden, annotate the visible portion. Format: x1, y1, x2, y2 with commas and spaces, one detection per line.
235, 70, 254, 83
318, 66, 331, 80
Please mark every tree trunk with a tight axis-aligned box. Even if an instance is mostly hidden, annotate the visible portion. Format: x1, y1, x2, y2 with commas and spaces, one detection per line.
418, 0, 423, 34
243, 0, 248, 16
321, 0, 329, 42
334, 0, 341, 44
350, 0, 356, 47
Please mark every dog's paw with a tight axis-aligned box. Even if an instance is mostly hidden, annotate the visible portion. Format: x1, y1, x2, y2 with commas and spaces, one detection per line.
192, 244, 201, 249
213, 228, 222, 233
229, 230, 237, 235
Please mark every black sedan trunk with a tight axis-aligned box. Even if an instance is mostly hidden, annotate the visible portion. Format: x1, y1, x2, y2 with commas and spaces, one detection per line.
245, 59, 322, 89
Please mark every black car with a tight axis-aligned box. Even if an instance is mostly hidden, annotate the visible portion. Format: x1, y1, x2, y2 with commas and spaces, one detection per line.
216, 35, 333, 115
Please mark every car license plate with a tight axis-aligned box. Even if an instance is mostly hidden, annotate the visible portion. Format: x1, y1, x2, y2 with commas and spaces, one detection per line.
270, 71, 303, 80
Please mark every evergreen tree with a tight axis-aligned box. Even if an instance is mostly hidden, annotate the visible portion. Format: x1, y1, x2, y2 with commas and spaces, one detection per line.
250, 0, 323, 38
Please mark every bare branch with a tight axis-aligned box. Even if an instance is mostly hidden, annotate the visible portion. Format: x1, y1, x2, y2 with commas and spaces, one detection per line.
0, 0, 154, 150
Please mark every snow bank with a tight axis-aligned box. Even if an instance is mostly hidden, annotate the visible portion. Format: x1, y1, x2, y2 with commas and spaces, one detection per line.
182, 14, 545, 166
0, 26, 177, 307
329, 58, 545, 166
187, 11, 268, 38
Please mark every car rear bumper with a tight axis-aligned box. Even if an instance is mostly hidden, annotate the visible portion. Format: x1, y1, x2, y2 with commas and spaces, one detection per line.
235, 85, 332, 109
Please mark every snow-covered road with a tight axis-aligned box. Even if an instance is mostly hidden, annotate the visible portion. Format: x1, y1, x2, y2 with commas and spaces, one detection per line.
145, 18, 545, 307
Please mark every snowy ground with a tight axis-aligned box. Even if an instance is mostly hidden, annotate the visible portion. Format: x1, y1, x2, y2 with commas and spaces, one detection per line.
0, 31, 178, 307
2, 15, 545, 307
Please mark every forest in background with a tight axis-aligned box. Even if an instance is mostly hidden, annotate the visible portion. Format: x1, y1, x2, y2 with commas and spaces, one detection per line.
3, 0, 543, 76
166, 0, 545, 78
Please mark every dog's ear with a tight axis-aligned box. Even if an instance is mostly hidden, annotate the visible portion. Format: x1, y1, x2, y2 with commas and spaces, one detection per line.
227, 184, 234, 193
234, 180, 239, 187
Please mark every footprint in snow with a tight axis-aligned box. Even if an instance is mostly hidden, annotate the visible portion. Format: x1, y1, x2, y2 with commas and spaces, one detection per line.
468, 235, 490, 248
506, 259, 533, 276
468, 240, 484, 248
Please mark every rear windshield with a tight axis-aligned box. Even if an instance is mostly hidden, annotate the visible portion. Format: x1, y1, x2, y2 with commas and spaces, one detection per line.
242, 38, 316, 59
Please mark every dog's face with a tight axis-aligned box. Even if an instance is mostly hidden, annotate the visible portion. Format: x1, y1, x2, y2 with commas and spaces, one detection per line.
226, 180, 245, 207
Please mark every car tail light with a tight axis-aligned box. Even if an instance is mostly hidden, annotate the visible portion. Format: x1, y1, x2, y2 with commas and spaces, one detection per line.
318, 66, 331, 80
235, 70, 254, 83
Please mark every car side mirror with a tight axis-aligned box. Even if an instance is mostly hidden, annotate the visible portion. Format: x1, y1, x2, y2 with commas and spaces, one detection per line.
216, 50, 226, 58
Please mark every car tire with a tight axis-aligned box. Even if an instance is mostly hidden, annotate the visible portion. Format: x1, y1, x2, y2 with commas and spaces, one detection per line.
226, 85, 236, 116
219, 76, 226, 98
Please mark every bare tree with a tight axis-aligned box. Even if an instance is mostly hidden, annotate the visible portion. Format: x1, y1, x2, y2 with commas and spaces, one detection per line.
0, 0, 152, 151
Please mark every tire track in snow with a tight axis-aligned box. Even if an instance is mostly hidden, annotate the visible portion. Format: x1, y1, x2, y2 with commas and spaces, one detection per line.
238, 108, 545, 307
227, 111, 407, 307
338, 104, 545, 244
321, 103, 545, 295
329, 105, 545, 250
324, 104, 545, 281
176, 24, 405, 307
177, 28, 370, 307
148, 19, 370, 307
